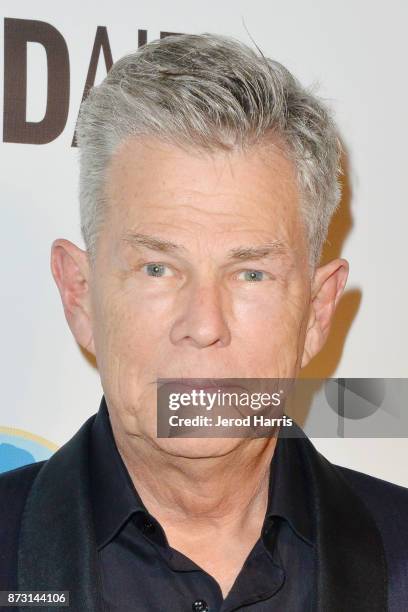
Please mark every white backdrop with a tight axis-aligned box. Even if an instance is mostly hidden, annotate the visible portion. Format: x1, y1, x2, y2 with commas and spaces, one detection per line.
1, 1, 407, 484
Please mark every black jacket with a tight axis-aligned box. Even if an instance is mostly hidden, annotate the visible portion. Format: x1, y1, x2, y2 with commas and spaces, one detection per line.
1, 411, 408, 611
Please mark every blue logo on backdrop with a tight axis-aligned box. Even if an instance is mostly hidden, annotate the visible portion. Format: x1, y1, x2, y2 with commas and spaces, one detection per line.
0, 428, 57, 473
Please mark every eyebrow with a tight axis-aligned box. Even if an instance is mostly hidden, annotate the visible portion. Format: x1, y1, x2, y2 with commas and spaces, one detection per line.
122, 232, 186, 254
227, 242, 288, 261
122, 232, 289, 261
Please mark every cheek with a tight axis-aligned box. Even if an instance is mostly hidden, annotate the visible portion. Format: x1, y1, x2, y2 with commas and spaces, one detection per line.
94, 287, 171, 370
93, 292, 169, 417
232, 284, 308, 365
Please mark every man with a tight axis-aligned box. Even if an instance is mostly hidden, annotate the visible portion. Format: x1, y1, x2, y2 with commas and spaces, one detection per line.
0, 32, 407, 612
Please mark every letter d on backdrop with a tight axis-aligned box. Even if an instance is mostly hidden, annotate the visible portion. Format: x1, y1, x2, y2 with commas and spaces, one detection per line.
3, 18, 70, 144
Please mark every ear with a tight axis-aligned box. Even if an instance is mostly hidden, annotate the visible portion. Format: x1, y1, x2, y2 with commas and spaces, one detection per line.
50, 238, 96, 356
301, 258, 349, 368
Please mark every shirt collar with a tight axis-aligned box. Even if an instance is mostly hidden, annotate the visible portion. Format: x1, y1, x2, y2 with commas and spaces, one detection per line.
266, 423, 315, 546
90, 396, 146, 549
90, 395, 315, 550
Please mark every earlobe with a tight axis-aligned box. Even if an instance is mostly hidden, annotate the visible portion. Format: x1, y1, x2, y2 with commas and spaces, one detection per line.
50, 239, 96, 356
301, 258, 349, 368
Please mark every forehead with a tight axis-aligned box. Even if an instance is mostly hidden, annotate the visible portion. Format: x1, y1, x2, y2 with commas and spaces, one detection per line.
104, 135, 304, 244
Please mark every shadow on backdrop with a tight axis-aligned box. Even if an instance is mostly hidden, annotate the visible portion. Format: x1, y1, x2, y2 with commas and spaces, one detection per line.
298, 145, 360, 425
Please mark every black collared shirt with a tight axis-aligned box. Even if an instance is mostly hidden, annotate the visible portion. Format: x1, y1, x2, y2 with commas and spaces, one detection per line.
90, 396, 316, 611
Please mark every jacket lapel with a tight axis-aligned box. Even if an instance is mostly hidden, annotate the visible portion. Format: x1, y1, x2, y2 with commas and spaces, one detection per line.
17, 413, 103, 612
295, 431, 388, 611
17, 410, 387, 612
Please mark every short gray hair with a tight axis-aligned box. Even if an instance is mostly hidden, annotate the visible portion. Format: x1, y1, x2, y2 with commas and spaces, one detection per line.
76, 32, 342, 269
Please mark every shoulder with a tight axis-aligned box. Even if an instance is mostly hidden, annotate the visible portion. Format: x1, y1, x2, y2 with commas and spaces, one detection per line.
336, 463, 408, 538
336, 463, 408, 609
0, 460, 45, 508
336, 463, 408, 520
0, 461, 45, 588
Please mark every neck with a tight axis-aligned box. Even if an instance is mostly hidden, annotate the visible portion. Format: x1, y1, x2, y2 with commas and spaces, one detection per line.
111, 420, 278, 536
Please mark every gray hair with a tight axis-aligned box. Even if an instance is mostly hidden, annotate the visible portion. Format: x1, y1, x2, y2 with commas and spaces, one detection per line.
76, 32, 342, 269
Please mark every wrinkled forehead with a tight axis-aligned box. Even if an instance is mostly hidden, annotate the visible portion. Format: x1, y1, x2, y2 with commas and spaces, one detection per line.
100, 135, 308, 260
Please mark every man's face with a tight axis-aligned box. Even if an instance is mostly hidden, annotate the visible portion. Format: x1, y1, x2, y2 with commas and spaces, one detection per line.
85, 136, 313, 455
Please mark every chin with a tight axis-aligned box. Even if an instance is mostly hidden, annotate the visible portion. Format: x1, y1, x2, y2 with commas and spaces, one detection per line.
155, 436, 244, 458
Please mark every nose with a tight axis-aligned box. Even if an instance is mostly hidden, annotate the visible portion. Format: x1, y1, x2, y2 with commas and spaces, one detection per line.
169, 279, 231, 349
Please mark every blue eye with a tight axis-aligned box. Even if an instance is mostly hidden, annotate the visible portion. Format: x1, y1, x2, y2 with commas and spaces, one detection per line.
238, 270, 266, 282
143, 263, 170, 277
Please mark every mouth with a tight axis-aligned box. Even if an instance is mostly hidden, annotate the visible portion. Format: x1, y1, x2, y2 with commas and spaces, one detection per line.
157, 378, 248, 392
